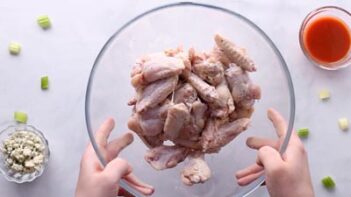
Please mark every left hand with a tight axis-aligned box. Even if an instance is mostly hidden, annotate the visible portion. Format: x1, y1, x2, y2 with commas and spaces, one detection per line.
75, 118, 154, 197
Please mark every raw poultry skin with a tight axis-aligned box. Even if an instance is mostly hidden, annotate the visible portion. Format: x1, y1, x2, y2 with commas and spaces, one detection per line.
164, 103, 190, 140
128, 34, 261, 186
225, 63, 261, 110
131, 53, 185, 88
201, 118, 251, 153
145, 145, 189, 170
182, 70, 220, 105
135, 76, 178, 113
181, 152, 211, 186
214, 33, 257, 72
173, 83, 198, 105
190, 48, 224, 86
165, 46, 192, 70
138, 100, 170, 136
211, 78, 235, 118
127, 114, 164, 148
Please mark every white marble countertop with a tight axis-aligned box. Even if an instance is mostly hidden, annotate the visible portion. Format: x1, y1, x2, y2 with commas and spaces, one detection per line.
1, 0, 351, 196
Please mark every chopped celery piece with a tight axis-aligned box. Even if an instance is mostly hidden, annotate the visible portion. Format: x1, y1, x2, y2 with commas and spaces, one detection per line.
321, 176, 335, 189
41, 76, 49, 90
37, 15, 51, 29
14, 111, 28, 123
9, 42, 21, 55
297, 128, 309, 138
338, 118, 348, 131
319, 89, 330, 100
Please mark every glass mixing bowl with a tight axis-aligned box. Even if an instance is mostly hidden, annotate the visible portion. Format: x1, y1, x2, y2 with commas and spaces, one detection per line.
85, 2, 295, 196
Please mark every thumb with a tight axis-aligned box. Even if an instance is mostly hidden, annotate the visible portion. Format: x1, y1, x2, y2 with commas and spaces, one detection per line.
103, 158, 132, 184
257, 146, 284, 172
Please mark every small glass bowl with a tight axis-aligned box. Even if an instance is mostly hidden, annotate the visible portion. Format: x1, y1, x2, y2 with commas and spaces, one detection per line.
0, 124, 50, 183
299, 6, 351, 70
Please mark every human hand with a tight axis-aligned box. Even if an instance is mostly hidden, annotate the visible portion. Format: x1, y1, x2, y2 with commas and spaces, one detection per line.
235, 109, 314, 197
75, 118, 154, 197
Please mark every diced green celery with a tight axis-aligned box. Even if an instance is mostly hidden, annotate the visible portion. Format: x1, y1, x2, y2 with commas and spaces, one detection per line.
319, 89, 330, 100
41, 76, 49, 90
14, 111, 28, 123
9, 42, 21, 55
37, 15, 51, 29
297, 128, 309, 138
321, 176, 335, 189
338, 118, 348, 131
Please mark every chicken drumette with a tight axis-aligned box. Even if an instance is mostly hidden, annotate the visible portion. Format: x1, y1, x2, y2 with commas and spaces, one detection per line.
181, 152, 211, 186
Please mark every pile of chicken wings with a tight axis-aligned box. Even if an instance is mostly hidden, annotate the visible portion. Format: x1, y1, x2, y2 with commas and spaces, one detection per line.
128, 34, 261, 185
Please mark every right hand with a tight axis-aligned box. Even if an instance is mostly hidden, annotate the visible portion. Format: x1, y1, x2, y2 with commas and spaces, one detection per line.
235, 108, 314, 197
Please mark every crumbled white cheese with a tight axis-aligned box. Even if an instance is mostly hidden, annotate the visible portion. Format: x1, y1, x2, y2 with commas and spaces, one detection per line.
25, 160, 35, 168
6, 158, 13, 165
25, 140, 34, 147
11, 163, 23, 172
1, 131, 46, 174
23, 148, 32, 157
33, 155, 44, 164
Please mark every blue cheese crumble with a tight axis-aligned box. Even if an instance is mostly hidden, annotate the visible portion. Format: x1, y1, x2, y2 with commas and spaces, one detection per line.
1, 131, 45, 173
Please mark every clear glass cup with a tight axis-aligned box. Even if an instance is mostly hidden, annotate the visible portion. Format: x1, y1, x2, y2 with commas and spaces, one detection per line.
0, 124, 50, 183
299, 6, 351, 70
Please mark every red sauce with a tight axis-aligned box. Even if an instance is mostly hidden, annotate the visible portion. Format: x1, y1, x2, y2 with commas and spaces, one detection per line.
304, 16, 351, 64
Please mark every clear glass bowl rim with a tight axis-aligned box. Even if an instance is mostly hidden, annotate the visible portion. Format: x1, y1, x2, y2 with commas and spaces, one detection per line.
84, 2, 296, 196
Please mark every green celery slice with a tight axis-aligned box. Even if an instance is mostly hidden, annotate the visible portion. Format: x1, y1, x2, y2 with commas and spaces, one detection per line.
297, 128, 309, 138
321, 176, 335, 189
14, 111, 28, 123
41, 76, 49, 90
37, 15, 51, 29
9, 42, 21, 55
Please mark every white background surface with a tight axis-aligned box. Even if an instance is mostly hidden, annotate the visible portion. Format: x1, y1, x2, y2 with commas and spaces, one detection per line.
1, 0, 351, 197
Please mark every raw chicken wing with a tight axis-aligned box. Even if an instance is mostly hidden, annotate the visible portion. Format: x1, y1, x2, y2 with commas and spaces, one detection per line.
131, 53, 184, 87
138, 101, 169, 136
201, 118, 251, 153
214, 34, 256, 72
136, 76, 178, 113
181, 152, 211, 186
145, 145, 189, 170
164, 103, 190, 140
127, 114, 164, 148
173, 83, 198, 105
211, 78, 235, 118
183, 71, 220, 105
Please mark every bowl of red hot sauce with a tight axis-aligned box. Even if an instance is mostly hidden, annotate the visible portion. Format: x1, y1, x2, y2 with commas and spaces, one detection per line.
300, 6, 351, 70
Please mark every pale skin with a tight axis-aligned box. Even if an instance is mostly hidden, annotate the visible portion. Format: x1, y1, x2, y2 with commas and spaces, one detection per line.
75, 118, 154, 197
76, 110, 314, 197
235, 108, 314, 197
